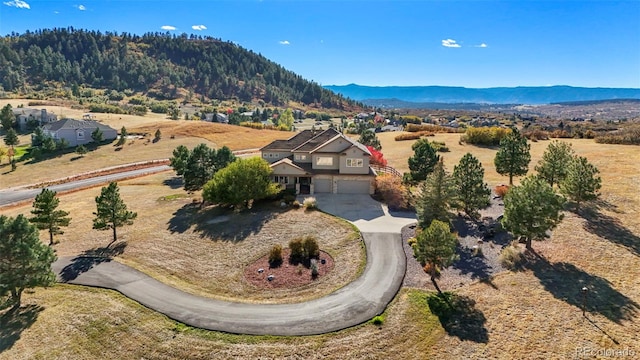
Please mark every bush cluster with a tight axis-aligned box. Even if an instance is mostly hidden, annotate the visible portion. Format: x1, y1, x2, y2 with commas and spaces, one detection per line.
522, 129, 549, 141
495, 185, 509, 198
269, 244, 283, 267
499, 243, 523, 270
430, 141, 449, 152
405, 124, 460, 133
288, 236, 320, 263
375, 175, 410, 211
595, 125, 640, 145
460, 127, 511, 146
394, 131, 434, 141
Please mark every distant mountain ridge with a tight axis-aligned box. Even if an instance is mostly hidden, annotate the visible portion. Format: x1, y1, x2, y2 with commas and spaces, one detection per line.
324, 84, 640, 105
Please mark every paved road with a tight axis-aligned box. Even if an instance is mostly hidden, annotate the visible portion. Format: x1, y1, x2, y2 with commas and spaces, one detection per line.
0, 165, 171, 206
51, 194, 417, 336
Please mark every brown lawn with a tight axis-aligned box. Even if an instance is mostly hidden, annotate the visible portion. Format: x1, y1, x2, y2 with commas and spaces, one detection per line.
1, 172, 364, 304
1, 129, 639, 359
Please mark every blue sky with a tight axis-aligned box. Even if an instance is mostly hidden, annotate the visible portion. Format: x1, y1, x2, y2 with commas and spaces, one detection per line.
1, 0, 639, 88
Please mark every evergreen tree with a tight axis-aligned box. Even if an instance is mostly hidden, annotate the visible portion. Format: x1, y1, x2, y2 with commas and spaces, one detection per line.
169, 144, 190, 176
494, 128, 531, 185
30, 189, 71, 246
502, 176, 565, 250
0, 214, 57, 309
76, 144, 87, 156
535, 140, 575, 187
154, 129, 162, 142
93, 182, 137, 246
0, 104, 14, 131
3, 128, 19, 161
32, 126, 47, 146
407, 138, 440, 183
91, 127, 104, 143
416, 159, 457, 229
358, 130, 382, 151
453, 153, 491, 219
116, 126, 128, 146
413, 219, 458, 296
560, 156, 602, 210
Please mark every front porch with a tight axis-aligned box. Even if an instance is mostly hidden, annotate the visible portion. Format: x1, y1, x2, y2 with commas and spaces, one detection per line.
275, 175, 313, 195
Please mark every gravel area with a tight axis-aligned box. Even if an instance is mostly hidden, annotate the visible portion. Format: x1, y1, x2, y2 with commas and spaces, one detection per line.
402, 195, 513, 290
244, 249, 335, 289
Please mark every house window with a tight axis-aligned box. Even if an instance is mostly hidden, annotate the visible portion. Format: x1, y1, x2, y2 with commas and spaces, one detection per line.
295, 154, 307, 161
346, 158, 364, 167
316, 156, 333, 166
263, 153, 268, 158
77, 130, 84, 140
274, 176, 289, 184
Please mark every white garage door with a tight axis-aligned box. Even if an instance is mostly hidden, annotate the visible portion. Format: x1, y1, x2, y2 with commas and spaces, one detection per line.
314, 179, 332, 193
337, 180, 371, 194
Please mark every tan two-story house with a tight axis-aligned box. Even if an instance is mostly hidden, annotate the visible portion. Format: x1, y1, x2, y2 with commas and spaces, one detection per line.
260, 128, 376, 195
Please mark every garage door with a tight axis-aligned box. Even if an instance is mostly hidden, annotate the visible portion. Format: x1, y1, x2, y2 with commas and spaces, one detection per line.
314, 179, 332, 193
337, 180, 371, 194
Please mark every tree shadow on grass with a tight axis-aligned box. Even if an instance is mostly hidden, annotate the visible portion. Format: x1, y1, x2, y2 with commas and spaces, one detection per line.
167, 202, 280, 242
427, 292, 489, 343
0, 304, 43, 352
162, 176, 183, 189
59, 242, 127, 282
524, 251, 639, 323
578, 205, 640, 257
452, 245, 493, 281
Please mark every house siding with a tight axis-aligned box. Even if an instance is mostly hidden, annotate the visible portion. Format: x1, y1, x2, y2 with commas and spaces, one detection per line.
262, 151, 291, 163
313, 136, 350, 153
339, 147, 371, 175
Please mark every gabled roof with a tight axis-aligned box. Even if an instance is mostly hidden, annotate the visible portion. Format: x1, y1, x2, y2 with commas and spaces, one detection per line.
260, 130, 316, 151
293, 128, 342, 152
42, 118, 115, 132
270, 158, 310, 175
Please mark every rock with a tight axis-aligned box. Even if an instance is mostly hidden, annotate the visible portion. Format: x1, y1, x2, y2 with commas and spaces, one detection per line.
258, 268, 264, 273
267, 275, 274, 281
280, 201, 287, 208
320, 259, 326, 265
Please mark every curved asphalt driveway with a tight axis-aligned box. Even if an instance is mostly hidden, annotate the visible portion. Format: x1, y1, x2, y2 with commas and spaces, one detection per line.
52, 194, 416, 336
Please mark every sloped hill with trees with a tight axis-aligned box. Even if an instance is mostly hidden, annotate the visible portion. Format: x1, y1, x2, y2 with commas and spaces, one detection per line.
0, 28, 360, 109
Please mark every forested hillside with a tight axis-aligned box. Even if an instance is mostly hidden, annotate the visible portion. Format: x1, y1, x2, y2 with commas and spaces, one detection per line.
0, 28, 359, 109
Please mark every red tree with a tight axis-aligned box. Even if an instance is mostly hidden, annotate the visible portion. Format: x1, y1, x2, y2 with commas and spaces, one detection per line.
367, 146, 388, 167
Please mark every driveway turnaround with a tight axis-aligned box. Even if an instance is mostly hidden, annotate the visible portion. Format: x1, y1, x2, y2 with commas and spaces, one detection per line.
52, 194, 416, 336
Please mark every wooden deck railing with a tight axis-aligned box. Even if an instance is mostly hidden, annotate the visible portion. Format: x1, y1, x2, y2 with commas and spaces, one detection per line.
371, 164, 403, 178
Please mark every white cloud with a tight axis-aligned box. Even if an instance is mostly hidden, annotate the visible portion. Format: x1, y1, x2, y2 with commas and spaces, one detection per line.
476, 43, 488, 48
279, 40, 290, 45
161, 25, 177, 31
442, 39, 461, 48
192, 25, 207, 31
3, 0, 30, 9
53, 10, 59, 14
75, 4, 86, 10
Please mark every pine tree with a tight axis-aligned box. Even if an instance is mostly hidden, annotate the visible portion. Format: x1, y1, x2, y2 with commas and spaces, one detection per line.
3, 128, 19, 159
560, 156, 602, 210
502, 176, 565, 250
535, 140, 574, 187
91, 127, 103, 143
93, 182, 137, 246
0, 214, 57, 309
494, 128, 531, 185
30, 189, 71, 246
407, 138, 440, 183
0, 104, 14, 131
413, 219, 458, 296
116, 126, 127, 146
453, 153, 490, 219
416, 159, 457, 229
358, 130, 382, 151
76, 144, 87, 156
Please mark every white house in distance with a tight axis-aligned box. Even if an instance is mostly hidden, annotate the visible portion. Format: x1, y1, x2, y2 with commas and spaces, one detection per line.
13, 108, 58, 130
41, 118, 117, 146
260, 128, 376, 195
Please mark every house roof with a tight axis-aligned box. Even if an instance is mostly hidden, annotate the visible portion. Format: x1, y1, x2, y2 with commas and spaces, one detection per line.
293, 128, 342, 152
260, 130, 316, 151
270, 158, 310, 175
42, 118, 116, 132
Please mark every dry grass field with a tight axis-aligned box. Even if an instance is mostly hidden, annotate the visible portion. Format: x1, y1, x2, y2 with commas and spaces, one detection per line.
1, 128, 639, 359
0, 172, 364, 304
0, 101, 290, 188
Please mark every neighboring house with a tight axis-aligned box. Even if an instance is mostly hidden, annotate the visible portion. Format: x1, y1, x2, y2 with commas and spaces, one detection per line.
260, 128, 376, 195
41, 118, 117, 147
13, 108, 58, 130
203, 113, 229, 123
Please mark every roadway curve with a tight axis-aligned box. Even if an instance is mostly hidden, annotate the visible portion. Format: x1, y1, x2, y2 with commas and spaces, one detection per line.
50, 192, 416, 336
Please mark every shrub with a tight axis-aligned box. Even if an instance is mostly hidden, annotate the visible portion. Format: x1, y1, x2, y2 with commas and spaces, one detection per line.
283, 194, 296, 204
499, 243, 523, 270
394, 131, 434, 141
310, 259, 319, 278
550, 129, 572, 138
292, 200, 301, 209
460, 126, 511, 146
595, 125, 640, 145
303, 196, 317, 210
430, 141, 449, 152
495, 185, 510, 198
269, 244, 283, 267
405, 123, 460, 133
523, 129, 550, 141
371, 315, 384, 326
472, 245, 483, 257
303, 236, 320, 259
289, 238, 305, 263
407, 237, 417, 248
376, 175, 410, 210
